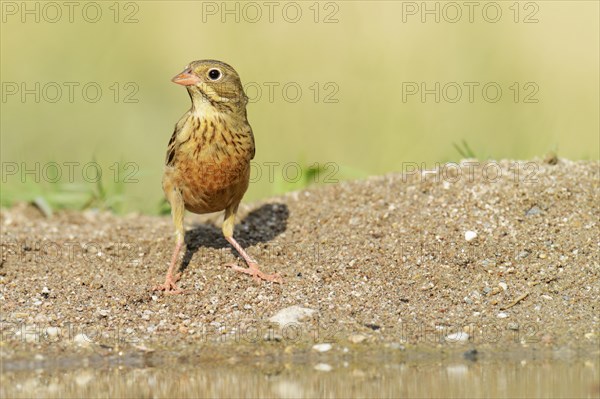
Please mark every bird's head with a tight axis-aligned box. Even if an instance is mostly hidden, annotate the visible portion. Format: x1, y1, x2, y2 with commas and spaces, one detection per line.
172, 60, 248, 111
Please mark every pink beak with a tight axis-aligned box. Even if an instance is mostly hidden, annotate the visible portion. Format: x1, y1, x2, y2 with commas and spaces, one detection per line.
171, 68, 201, 86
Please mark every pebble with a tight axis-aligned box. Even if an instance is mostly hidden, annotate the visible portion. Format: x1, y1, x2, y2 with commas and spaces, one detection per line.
34, 313, 48, 323
526, 206, 543, 216
463, 349, 478, 361
348, 334, 367, 344
445, 332, 469, 343
497, 312, 509, 318
314, 363, 333, 372
263, 332, 283, 342
73, 334, 92, 347
269, 306, 316, 326
499, 282, 508, 291
465, 231, 478, 242
46, 327, 61, 339
312, 343, 332, 352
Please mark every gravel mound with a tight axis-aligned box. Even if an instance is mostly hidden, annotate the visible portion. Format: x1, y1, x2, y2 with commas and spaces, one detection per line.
1, 159, 598, 362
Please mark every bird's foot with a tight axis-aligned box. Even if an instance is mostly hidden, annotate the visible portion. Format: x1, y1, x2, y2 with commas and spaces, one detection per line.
153, 273, 184, 294
228, 262, 282, 284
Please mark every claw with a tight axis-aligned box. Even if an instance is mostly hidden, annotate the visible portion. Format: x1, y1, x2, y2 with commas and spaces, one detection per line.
227, 262, 282, 283
153, 273, 184, 294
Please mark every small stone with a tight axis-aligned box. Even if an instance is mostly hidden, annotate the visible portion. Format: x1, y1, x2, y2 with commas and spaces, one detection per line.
526, 206, 543, 216
541, 295, 553, 300
314, 363, 333, 372
312, 343, 332, 352
73, 334, 92, 347
544, 152, 558, 165
445, 332, 469, 343
263, 332, 282, 342
465, 231, 477, 242
508, 322, 519, 331
364, 323, 381, 331
98, 309, 109, 318
46, 327, 61, 339
499, 282, 508, 291
348, 334, 367, 344
463, 349, 478, 361
497, 312, 509, 318
133, 344, 155, 353
269, 306, 317, 326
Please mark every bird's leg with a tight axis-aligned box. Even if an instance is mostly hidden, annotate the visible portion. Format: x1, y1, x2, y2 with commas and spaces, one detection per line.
223, 203, 282, 283
154, 188, 186, 294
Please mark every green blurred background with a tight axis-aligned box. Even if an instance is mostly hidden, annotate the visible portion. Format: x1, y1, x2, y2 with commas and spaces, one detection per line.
1, 1, 598, 214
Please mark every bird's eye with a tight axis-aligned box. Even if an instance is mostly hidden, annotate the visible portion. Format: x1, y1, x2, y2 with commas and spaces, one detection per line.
208, 68, 222, 81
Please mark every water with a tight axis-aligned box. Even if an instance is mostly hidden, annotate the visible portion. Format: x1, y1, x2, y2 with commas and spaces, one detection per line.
2, 352, 598, 398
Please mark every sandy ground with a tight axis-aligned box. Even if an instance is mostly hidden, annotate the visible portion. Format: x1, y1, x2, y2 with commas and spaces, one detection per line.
1, 159, 599, 366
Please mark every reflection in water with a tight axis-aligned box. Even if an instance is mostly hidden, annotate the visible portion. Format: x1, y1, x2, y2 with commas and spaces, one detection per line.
1, 357, 598, 398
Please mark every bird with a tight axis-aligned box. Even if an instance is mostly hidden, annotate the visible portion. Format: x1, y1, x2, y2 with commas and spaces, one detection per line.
154, 60, 282, 294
